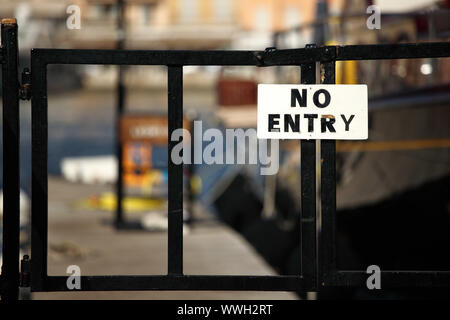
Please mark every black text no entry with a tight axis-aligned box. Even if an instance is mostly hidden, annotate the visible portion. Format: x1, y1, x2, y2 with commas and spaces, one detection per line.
257, 84, 368, 140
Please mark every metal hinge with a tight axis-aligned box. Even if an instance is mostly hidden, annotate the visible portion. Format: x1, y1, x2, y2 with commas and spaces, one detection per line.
19, 255, 31, 288
254, 46, 277, 67
19, 67, 31, 101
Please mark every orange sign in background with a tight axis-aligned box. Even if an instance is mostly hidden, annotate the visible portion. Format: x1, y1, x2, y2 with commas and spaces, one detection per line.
120, 115, 191, 188
120, 115, 191, 144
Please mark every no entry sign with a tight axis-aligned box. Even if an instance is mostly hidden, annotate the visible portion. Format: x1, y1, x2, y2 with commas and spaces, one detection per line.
257, 84, 368, 140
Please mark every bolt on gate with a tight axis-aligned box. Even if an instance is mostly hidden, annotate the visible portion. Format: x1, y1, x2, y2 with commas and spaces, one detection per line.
1, 19, 450, 300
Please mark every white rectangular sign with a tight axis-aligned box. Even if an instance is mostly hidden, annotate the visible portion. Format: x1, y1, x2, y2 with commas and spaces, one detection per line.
257, 84, 368, 140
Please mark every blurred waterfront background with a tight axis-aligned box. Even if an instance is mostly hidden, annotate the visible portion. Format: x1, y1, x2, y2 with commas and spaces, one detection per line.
0, 0, 449, 299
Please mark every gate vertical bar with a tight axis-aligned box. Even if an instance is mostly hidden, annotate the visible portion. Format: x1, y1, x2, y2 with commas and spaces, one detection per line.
1, 18, 20, 301
31, 49, 48, 291
300, 61, 317, 290
115, 0, 125, 227
319, 57, 336, 287
187, 118, 195, 225
167, 66, 183, 275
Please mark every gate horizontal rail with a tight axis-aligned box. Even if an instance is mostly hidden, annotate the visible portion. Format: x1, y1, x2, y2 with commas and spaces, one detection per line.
329, 271, 450, 288
37, 275, 305, 292
31, 42, 450, 66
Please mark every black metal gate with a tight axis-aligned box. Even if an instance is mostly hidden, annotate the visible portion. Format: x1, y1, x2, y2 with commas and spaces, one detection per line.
1, 19, 450, 300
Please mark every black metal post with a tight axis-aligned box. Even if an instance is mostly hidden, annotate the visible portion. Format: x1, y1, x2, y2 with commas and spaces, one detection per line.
115, 0, 126, 228
167, 66, 183, 275
30, 36, 49, 293
300, 58, 317, 291
319, 57, 336, 287
1, 18, 20, 301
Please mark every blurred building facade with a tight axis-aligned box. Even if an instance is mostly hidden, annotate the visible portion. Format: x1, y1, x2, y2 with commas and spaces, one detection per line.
0, 0, 447, 90
1, 0, 447, 50
0, 0, 348, 50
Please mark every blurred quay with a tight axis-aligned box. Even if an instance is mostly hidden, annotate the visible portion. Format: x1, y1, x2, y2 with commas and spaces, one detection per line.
0, 0, 449, 300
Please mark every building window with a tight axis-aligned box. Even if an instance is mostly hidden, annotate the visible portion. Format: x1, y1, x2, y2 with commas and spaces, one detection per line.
284, 6, 300, 29
179, 0, 198, 24
143, 4, 152, 24
214, 0, 232, 23
255, 7, 269, 31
